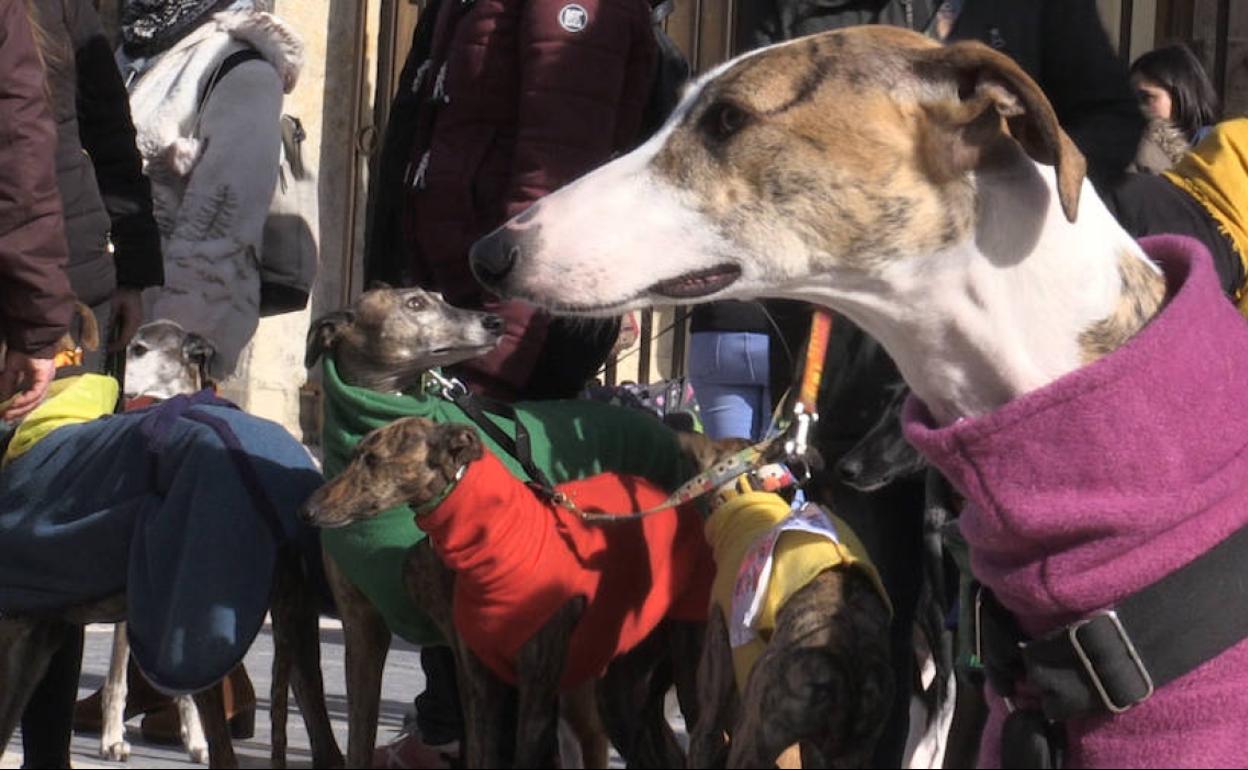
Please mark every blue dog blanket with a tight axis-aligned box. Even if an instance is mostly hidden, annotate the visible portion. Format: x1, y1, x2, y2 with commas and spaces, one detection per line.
0, 393, 323, 693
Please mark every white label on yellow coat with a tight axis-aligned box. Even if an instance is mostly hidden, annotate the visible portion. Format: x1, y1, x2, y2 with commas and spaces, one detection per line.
730, 501, 843, 648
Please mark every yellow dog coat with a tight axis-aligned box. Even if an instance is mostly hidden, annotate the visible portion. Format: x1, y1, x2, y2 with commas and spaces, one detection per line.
3, 374, 118, 466
705, 490, 889, 692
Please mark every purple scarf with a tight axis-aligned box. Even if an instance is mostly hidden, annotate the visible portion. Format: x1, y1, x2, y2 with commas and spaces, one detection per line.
905, 235, 1248, 768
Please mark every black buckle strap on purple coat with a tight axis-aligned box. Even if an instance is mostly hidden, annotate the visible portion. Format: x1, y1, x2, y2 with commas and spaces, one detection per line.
974, 522, 1248, 766
137, 389, 287, 542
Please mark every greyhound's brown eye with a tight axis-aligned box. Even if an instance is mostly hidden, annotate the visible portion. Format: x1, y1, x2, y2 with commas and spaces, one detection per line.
701, 101, 749, 142
405, 296, 423, 310
130, 344, 148, 357
363, 452, 380, 470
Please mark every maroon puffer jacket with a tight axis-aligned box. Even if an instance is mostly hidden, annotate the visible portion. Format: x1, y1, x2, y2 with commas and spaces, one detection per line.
0, 0, 75, 357
402, 0, 657, 396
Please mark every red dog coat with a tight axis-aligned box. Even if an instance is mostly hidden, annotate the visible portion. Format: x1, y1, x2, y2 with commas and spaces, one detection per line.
420, 446, 713, 690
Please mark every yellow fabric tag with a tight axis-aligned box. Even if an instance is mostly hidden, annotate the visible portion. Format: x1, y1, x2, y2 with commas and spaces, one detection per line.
3, 374, 119, 466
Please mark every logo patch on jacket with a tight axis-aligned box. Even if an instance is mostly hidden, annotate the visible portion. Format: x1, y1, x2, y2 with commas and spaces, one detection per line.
559, 4, 589, 32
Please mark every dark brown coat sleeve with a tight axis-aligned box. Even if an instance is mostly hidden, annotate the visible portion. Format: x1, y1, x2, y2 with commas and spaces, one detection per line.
0, 0, 75, 356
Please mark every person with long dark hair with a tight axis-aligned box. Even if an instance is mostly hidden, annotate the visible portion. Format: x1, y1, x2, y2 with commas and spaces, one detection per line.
1131, 44, 1221, 146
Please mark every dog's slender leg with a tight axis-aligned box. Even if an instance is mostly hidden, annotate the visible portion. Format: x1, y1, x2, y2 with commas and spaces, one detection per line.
270, 604, 291, 770
514, 597, 584, 768
688, 607, 737, 770
0, 619, 67, 760
192, 682, 238, 769
560, 680, 609, 769
273, 548, 343, 769
668, 619, 705, 742
453, 643, 513, 768
175, 694, 209, 764
404, 541, 509, 768
598, 622, 684, 769
729, 572, 893, 770
100, 623, 132, 761
327, 550, 393, 769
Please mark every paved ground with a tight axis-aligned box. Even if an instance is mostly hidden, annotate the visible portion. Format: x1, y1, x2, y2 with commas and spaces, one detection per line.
2, 620, 673, 769
2, 618, 422, 769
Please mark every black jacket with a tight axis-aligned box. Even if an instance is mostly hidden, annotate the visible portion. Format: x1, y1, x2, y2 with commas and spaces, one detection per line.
738, 0, 938, 50
32, 0, 162, 306
947, 0, 1145, 189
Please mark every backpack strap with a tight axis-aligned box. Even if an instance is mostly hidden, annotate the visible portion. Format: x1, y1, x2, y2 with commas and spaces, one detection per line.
200, 48, 266, 109
192, 48, 267, 137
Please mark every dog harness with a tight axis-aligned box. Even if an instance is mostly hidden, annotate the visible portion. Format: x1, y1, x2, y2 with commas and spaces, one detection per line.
319, 357, 695, 645
705, 487, 887, 693
420, 445, 713, 689
905, 236, 1248, 768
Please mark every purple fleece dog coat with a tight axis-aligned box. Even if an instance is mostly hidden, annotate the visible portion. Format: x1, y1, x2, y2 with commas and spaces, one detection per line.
904, 235, 1248, 769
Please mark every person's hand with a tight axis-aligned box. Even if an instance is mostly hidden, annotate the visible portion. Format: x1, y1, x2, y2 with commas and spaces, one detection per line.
108, 287, 144, 352
0, 350, 56, 421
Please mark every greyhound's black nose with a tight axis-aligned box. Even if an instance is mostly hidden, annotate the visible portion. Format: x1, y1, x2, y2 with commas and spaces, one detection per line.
482, 314, 504, 334
470, 229, 520, 288
836, 456, 864, 486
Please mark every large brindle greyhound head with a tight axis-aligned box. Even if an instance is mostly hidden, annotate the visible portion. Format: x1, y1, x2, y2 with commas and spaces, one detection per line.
301, 418, 483, 528
469, 26, 1158, 424
471, 27, 1083, 310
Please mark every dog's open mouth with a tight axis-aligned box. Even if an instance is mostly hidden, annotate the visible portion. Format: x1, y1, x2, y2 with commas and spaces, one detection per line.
431, 344, 497, 357
649, 265, 741, 299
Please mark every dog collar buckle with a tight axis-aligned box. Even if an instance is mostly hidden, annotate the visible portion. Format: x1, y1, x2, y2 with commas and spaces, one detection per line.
427, 370, 468, 399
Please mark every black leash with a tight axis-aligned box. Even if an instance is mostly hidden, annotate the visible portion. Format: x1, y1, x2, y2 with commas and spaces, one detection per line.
426, 372, 559, 499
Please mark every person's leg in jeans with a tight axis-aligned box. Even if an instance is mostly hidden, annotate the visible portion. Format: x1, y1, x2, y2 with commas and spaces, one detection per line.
689, 331, 772, 441
19, 625, 84, 769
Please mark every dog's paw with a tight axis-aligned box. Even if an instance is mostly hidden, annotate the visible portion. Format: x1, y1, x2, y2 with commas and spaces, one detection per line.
101, 739, 131, 761
186, 744, 209, 765
182, 724, 209, 764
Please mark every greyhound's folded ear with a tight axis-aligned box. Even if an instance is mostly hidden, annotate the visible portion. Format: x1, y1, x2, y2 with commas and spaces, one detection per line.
181, 333, 215, 381
305, 310, 356, 369
366, 280, 393, 291
917, 40, 1086, 224
432, 423, 484, 474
